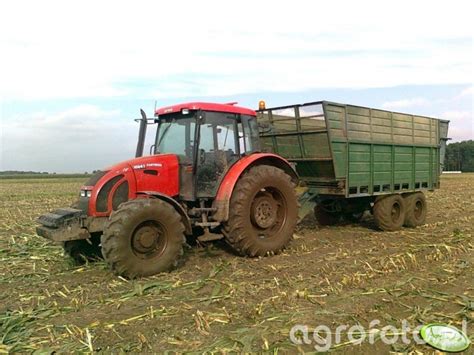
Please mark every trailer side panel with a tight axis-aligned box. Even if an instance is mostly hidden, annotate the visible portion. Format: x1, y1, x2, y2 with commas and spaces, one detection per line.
257, 100, 449, 199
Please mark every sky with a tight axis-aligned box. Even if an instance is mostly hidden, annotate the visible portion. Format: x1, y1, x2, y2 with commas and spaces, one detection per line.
0, 0, 473, 173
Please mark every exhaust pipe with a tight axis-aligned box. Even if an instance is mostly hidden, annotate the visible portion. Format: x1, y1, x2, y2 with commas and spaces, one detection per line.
135, 109, 147, 158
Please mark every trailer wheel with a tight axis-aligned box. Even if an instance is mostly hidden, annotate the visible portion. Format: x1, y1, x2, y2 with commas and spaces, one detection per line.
314, 205, 340, 226
223, 165, 297, 257
403, 192, 427, 227
101, 199, 185, 278
373, 195, 406, 231
64, 233, 103, 264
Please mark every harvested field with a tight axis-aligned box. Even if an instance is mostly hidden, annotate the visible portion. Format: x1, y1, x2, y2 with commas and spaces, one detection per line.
0, 174, 472, 353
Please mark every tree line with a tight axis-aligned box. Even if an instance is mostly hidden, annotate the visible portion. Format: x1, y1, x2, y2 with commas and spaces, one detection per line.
444, 140, 474, 172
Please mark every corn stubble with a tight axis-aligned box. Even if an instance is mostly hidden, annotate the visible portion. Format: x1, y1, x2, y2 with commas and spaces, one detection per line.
0, 175, 472, 353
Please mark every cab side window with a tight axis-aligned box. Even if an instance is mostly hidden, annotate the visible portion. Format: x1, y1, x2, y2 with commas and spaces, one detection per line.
196, 112, 239, 197
241, 115, 260, 154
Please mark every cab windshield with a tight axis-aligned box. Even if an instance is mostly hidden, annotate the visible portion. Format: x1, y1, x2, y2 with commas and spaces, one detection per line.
154, 110, 260, 161
155, 113, 196, 158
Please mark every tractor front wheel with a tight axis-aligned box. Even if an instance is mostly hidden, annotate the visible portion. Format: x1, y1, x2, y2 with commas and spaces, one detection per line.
101, 199, 185, 278
223, 165, 297, 257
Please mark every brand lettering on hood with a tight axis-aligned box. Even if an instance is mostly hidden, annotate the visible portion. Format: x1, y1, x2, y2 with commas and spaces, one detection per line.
133, 163, 163, 170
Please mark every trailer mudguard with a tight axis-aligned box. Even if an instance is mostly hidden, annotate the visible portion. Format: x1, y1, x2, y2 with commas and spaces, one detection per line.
212, 153, 298, 222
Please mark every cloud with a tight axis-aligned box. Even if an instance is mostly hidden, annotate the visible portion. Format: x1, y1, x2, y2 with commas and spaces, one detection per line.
382, 98, 429, 110
0, 0, 472, 100
0, 105, 148, 172
1, 1, 472, 172
441, 110, 473, 142
1, 92, 471, 172
459, 86, 473, 98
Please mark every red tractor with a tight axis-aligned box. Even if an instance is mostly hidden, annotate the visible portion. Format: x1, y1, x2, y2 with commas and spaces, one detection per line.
37, 102, 298, 278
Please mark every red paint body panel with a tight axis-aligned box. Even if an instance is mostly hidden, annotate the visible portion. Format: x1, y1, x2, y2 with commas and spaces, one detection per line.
88, 154, 179, 217
215, 153, 293, 202
155, 102, 256, 117
132, 155, 180, 197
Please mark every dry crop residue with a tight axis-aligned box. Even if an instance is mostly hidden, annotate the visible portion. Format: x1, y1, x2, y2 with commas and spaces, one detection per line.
0, 174, 472, 353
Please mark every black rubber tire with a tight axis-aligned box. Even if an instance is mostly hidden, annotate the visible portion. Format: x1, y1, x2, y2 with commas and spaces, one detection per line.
101, 199, 185, 278
223, 165, 297, 257
314, 205, 340, 226
403, 192, 427, 227
64, 233, 103, 264
373, 194, 406, 231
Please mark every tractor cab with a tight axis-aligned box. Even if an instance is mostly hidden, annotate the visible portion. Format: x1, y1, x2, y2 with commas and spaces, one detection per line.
153, 102, 260, 200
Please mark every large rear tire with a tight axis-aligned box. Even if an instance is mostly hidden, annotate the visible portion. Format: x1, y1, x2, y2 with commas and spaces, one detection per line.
373, 194, 406, 231
223, 165, 297, 257
403, 192, 427, 227
101, 199, 185, 278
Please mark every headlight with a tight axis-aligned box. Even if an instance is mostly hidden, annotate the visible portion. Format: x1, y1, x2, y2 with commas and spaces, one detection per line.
80, 190, 92, 198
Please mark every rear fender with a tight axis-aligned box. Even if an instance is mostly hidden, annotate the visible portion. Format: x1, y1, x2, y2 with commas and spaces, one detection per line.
136, 191, 192, 235
212, 153, 298, 222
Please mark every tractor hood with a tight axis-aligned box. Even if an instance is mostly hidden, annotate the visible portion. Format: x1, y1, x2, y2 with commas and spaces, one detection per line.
82, 154, 180, 216
109, 154, 180, 197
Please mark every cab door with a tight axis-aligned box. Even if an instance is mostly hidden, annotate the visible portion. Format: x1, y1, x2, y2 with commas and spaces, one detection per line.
195, 112, 240, 197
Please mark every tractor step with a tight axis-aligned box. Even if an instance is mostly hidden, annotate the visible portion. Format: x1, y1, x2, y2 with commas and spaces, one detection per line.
188, 207, 217, 216
195, 221, 221, 228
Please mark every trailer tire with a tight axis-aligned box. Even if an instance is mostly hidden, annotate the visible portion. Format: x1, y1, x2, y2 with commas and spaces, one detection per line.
373, 194, 406, 231
223, 165, 297, 257
403, 192, 427, 227
101, 199, 185, 278
314, 205, 340, 226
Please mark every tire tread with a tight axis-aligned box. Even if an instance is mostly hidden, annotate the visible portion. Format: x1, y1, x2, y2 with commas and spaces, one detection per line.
223, 165, 297, 257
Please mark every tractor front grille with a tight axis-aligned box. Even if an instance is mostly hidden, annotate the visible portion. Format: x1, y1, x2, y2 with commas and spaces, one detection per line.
96, 175, 123, 212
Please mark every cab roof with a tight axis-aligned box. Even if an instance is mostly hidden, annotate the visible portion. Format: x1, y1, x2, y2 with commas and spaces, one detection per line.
155, 102, 256, 117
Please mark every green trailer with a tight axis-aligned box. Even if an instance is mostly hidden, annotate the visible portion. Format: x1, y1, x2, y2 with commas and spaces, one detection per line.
257, 101, 449, 231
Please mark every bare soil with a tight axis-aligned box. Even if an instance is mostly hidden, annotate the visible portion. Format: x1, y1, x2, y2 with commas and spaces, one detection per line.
0, 174, 472, 353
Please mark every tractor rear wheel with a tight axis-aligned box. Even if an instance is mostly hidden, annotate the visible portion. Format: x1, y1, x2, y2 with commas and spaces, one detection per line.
403, 192, 427, 227
101, 199, 185, 278
63, 232, 102, 264
373, 194, 406, 231
223, 165, 297, 257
